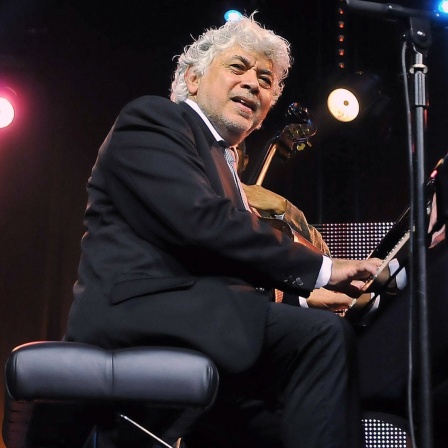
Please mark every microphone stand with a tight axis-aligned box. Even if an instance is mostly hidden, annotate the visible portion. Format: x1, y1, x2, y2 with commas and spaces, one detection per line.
345, 2, 434, 447
408, 16, 433, 448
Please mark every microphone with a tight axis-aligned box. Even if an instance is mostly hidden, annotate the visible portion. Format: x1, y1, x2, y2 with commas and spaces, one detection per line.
345, 0, 448, 22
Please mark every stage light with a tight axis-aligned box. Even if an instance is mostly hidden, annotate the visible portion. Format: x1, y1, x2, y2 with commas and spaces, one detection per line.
224, 9, 243, 22
327, 88, 359, 122
437, 1, 448, 14
327, 71, 382, 123
0, 87, 16, 129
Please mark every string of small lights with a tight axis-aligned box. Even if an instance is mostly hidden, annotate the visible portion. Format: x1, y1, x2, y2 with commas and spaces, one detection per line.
336, 0, 347, 70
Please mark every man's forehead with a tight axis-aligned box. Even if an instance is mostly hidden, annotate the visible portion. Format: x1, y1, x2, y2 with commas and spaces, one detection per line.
219, 46, 273, 68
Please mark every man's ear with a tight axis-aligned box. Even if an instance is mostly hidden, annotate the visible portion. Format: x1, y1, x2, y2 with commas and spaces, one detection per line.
185, 66, 200, 96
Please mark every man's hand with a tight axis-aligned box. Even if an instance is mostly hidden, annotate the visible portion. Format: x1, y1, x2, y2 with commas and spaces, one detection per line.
428, 193, 446, 248
307, 288, 353, 313
242, 184, 287, 215
327, 258, 383, 297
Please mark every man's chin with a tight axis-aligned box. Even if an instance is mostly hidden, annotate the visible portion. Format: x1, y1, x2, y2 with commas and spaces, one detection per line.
216, 114, 261, 143
231, 120, 263, 136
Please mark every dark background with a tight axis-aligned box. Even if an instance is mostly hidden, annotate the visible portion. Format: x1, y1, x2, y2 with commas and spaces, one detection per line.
0, 0, 447, 440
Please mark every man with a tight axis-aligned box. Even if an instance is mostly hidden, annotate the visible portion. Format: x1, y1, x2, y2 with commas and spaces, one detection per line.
65, 15, 381, 448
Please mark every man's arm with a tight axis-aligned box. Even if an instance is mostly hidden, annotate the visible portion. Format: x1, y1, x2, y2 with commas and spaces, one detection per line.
242, 183, 330, 254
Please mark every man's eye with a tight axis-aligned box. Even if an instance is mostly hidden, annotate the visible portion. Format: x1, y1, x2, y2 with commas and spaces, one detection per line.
259, 77, 273, 88
230, 64, 246, 72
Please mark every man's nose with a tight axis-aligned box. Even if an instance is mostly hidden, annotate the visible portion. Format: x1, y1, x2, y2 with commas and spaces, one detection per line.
240, 69, 260, 91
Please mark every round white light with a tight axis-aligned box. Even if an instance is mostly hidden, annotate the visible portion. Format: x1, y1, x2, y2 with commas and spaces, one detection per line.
327, 88, 360, 122
0, 97, 15, 128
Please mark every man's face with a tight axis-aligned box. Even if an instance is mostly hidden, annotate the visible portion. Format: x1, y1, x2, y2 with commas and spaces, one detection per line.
185, 45, 275, 145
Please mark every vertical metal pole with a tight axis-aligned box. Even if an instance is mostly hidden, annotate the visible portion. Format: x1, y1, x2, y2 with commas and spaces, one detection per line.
408, 21, 433, 446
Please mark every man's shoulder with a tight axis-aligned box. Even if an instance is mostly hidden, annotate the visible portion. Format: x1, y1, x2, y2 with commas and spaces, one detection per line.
112, 96, 212, 148
119, 96, 197, 123
122, 95, 176, 113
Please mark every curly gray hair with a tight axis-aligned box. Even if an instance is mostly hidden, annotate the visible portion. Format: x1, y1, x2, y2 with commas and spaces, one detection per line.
170, 14, 292, 105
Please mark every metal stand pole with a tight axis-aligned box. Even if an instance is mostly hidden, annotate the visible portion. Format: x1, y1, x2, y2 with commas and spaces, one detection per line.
407, 16, 433, 448
344, 3, 438, 447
